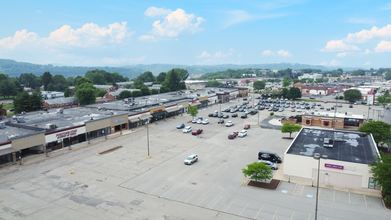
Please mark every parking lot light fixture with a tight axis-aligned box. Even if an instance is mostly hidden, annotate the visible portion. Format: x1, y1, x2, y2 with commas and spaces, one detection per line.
313, 153, 327, 220
138, 117, 150, 158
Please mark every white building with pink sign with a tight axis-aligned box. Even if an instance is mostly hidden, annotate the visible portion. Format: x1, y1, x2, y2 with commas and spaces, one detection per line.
283, 127, 380, 195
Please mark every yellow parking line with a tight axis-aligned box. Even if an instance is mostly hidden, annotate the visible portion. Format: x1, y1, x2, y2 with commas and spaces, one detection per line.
272, 209, 279, 220
198, 194, 210, 206
185, 192, 197, 203
239, 202, 249, 216
211, 197, 222, 209
224, 199, 236, 212
173, 189, 187, 200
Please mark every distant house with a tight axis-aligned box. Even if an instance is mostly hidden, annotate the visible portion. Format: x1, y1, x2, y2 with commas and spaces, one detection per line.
104, 88, 141, 100
188, 74, 203, 79
116, 81, 134, 89
43, 97, 78, 109
34, 91, 65, 99
93, 85, 116, 92
143, 82, 153, 87
24, 87, 34, 93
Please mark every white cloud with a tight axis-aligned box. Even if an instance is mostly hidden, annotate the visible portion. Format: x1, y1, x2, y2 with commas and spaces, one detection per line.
364, 49, 371, 55
144, 7, 172, 17
196, 51, 211, 58
102, 56, 145, 64
238, 54, 242, 57
320, 40, 360, 52
0, 22, 131, 50
147, 8, 204, 37
277, 50, 291, 57
382, 3, 391, 10
363, 62, 371, 65
213, 51, 228, 58
262, 49, 291, 57
262, 50, 275, 56
374, 40, 391, 52
138, 35, 156, 41
222, 10, 287, 28
320, 59, 341, 66
36, 10, 42, 13
336, 52, 350, 57
344, 24, 391, 44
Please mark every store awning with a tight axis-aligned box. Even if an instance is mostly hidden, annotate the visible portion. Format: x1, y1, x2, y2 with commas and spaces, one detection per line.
200, 100, 210, 104
189, 102, 201, 106
166, 107, 179, 113
128, 114, 152, 122
0, 146, 15, 156
128, 117, 139, 123
151, 110, 167, 117
138, 114, 153, 120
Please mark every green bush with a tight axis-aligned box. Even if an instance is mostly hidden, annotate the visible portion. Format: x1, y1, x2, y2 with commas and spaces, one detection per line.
270, 112, 274, 116
385, 195, 391, 206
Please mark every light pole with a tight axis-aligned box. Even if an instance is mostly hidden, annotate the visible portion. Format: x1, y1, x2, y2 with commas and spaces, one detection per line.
138, 117, 150, 158
313, 153, 327, 220
333, 92, 339, 130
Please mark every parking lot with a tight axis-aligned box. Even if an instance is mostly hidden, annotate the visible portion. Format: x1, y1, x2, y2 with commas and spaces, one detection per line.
0, 96, 389, 219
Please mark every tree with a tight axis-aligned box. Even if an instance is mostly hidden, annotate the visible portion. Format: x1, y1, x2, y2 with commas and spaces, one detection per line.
369, 152, 391, 195
344, 89, 362, 102
337, 77, 341, 81
358, 121, 391, 147
66, 77, 75, 86
280, 123, 302, 138
151, 89, 159, 94
119, 90, 132, 99
19, 73, 40, 88
283, 80, 290, 87
188, 106, 198, 119
74, 81, 96, 105
42, 72, 53, 91
13, 91, 31, 113
206, 81, 223, 86
242, 162, 273, 182
134, 71, 156, 85
253, 81, 265, 90
132, 91, 143, 97
376, 94, 391, 109
96, 89, 108, 98
0, 79, 17, 99
30, 88, 43, 111
287, 87, 301, 100
163, 69, 187, 91
156, 72, 167, 83
233, 81, 238, 85
64, 88, 70, 97
245, 80, 250, 84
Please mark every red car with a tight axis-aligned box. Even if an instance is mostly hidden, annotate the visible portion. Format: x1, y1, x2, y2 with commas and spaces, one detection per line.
192, 128, 203, 135
228, 131, 239, 139
244, 124, 251, 129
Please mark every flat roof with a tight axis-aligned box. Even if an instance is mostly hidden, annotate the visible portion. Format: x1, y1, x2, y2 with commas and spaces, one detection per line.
286, 128, 378, 164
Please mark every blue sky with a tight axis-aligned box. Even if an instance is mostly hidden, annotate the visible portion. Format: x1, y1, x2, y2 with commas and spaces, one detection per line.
1, 0, 391, 68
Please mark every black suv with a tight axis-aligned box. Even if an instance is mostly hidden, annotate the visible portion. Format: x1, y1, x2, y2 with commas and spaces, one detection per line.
241, 113, 248, 118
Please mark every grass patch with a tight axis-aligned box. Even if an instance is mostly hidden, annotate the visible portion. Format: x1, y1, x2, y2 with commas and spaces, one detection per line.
296, 99, 316, 102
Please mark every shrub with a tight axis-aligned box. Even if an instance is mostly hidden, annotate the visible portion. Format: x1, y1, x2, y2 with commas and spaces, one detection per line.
270, 112, 274, 116
385, 195, 391, 206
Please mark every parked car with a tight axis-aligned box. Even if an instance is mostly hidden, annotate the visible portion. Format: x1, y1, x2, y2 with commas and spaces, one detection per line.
225, 121, 234, 127
238, 130, 247, 137
291, 108, 295, 112
320, 106, 324, 109
338, 104, 342, 107
331, 106, 335, 110
349, 104, 353, 108
177, 123, 185, 129
213, 113, 218, 117
183, 126, 192, 133
196, 120, 203, 124
184, 154, 198, 165
228, 133, 237, 139
202, 119, 209, 124
258, 159, 278, 170
244, 124, 250, 129
317, 103, 321, 106
223, 114, 229, 119
232, 113, 238, 117
324, 101, 328, 103
9, 108, 15, 112
258, 151, 282, 163
361, 100, 367, 104
326, 108, 330, 111
192, 119, 197, 123
208, 113, 214, 117
241, 113, 248, 118
192, 128, 203, 135
218, 119, 225, 124
218, 113, 224, 118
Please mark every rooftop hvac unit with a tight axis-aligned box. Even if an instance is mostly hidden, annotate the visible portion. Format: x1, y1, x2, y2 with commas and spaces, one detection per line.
57, 108, 63, 114
7, 134, 20, 140
45, 124, 56, 129
323, 138, 334, 148
197, 94, 200, 96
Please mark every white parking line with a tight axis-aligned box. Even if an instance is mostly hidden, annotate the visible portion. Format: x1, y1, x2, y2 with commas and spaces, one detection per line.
173, 189, 187, 200
307, 214, 311, 220
349, 192, 351, 204
239, 202, 249, 216
224, 199, 236, 212
149, 185, 163, 194
333, 190, 335, 202
198, 194, 210, 206
185, 192, 198, 203
272, 209, 279, 220
211, 197, 222, 209
300, 185, 305, 196
290, 211, 294, 220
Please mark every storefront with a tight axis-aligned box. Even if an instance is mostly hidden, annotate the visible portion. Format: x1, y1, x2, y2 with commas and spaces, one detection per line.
199, 97, 209, 108
189, 101, 202, 109
11, 132, 46, 159
166, 106, 180, 118
110, 113, 129, 133
177, 101, 188, 114
128, 113, 152, 128
45, 125, 86, 151
216, 92, 230, 103
0, 142, 14, 165
150, 106, 167, 122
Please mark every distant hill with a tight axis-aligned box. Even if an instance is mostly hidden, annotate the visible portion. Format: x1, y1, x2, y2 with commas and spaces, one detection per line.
0, 59, 362, 79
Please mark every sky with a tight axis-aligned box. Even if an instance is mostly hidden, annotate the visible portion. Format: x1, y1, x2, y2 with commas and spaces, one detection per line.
1, 0, 391, 69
